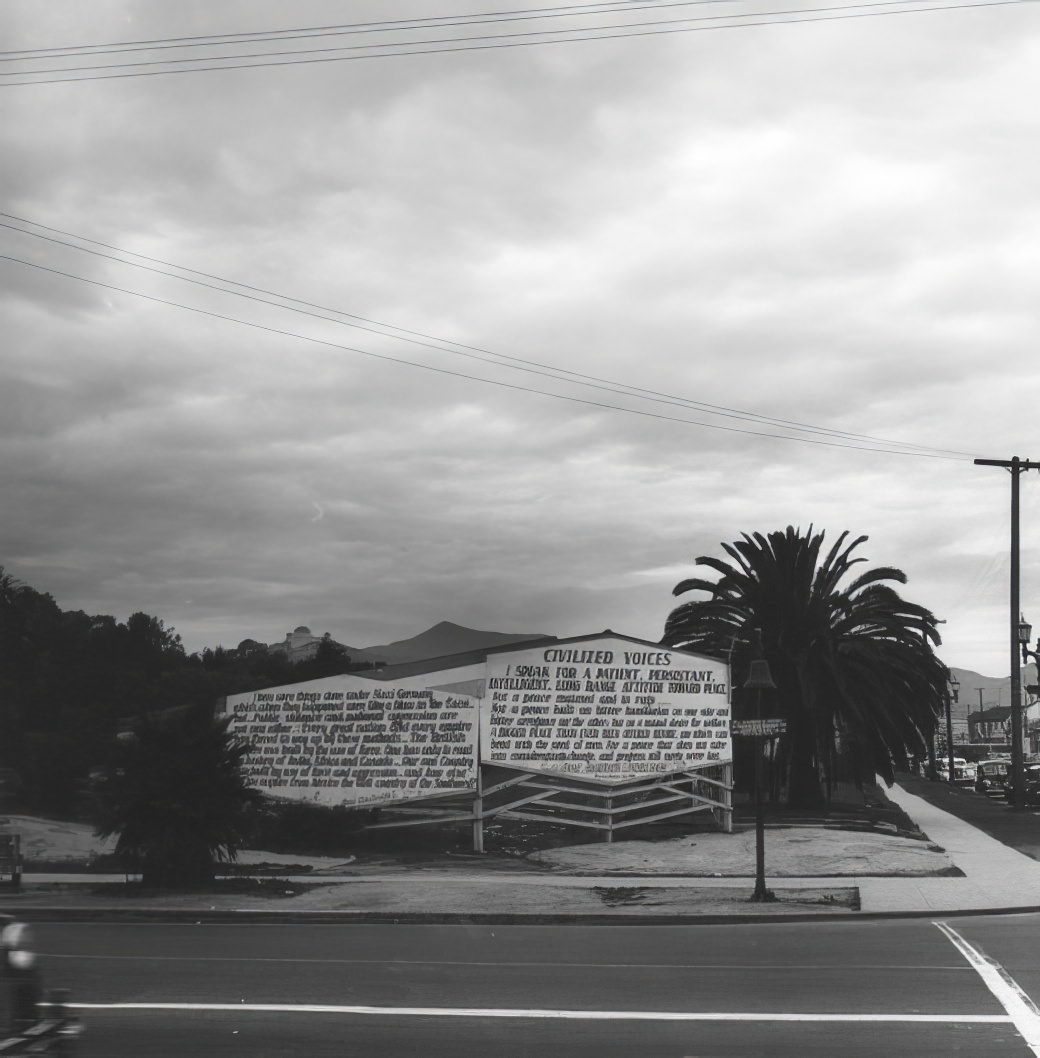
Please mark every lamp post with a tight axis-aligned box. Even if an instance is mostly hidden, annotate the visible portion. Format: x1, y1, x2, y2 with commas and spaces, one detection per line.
742, 636, 777, 903
946, 675, 959, 784
1018, 615, 1040, 767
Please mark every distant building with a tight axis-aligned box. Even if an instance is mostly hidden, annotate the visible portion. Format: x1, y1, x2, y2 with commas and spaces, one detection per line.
967, 706, 1011, 745
267, 626, 342, 664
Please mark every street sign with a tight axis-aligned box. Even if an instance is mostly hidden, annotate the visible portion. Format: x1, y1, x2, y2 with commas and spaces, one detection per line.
732, 718, 787, 737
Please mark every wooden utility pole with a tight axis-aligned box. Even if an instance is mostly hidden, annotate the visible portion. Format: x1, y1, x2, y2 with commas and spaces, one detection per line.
974, 456, 1040, 809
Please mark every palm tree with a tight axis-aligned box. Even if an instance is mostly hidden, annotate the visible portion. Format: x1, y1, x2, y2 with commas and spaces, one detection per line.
94, 703, 260, 887
663, 526, 949, 807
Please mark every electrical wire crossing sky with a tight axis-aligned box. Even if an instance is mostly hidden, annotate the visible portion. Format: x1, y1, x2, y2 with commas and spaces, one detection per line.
2, 0, 1039, 674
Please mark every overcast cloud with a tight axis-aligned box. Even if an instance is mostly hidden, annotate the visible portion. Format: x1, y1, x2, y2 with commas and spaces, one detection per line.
2, 0, 1039, 674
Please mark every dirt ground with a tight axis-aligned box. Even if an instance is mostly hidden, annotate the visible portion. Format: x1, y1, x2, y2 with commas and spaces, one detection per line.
0, 807, 954, 879
0, 803, 955, 919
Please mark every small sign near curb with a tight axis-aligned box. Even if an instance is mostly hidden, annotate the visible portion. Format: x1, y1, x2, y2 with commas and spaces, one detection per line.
0, 833, 21, 888
732, 719, 787, 737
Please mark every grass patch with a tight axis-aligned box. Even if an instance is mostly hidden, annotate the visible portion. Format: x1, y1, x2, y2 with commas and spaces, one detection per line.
592, 886, 653, 906
88, 876, 318, 898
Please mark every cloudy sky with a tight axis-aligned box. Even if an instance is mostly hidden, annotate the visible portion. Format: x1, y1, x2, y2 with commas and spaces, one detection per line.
2, 0, 1039, 676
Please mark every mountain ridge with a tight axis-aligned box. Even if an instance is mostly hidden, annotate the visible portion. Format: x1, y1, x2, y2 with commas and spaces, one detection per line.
337, 620, 554, 666
327, 625, 1028, 700
948, 664, 1039, 715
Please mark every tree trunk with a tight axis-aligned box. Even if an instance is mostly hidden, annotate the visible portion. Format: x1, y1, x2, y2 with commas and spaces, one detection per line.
785, 725, 825, 808
141, 845, 214, 888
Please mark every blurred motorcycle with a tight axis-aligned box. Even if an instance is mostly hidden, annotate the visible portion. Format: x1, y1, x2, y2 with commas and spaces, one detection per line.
1, 915, 82, 1054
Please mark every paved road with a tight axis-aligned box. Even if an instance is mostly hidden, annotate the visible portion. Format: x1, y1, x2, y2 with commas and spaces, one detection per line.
33, 917, 1040, 1056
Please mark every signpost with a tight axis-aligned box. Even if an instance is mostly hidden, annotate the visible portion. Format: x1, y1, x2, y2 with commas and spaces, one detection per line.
0, 835, 20, 889
731, 719, 787, 738
737, 640, 779, 903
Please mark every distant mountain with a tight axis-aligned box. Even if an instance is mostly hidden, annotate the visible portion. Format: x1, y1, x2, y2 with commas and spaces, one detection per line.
335, 638, 1033, 684
354, 620, 554, 666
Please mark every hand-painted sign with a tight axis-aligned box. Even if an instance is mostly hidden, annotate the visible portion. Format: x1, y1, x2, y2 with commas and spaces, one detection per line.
481, 635, 730, 781
220, 674, 478, 807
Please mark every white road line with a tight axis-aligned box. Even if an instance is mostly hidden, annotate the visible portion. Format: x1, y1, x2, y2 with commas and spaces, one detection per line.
935, 920, 1040, 1055
41, 953, 970, 971
66, 1002, 1012, 1022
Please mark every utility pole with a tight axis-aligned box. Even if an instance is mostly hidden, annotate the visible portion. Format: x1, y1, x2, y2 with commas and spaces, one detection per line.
974, 456, 1040, 810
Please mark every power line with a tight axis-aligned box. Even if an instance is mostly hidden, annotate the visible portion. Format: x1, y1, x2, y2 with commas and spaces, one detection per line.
1, 214, 963, 451
8, 2, 942, 78
3, 0, 1031, 85
1, 213, 972, 458
0, 253, 971, 461
0, 2, 724, 59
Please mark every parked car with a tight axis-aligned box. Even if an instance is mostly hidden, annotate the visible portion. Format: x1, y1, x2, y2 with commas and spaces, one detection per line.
1, 913, 81, 1053
974, 759, 1009, 796
938, 757, 973, 784
955, 759, 975, 785
1002, 764, 1040, 806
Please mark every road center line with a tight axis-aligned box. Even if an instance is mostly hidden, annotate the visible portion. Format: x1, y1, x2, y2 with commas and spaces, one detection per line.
42, 953, 970, 972
935, 920, 1040, 1055
65, 1002, 1013, 1023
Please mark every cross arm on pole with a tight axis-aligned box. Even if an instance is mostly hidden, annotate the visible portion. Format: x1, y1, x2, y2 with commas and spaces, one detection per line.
974, 458, 1040, 471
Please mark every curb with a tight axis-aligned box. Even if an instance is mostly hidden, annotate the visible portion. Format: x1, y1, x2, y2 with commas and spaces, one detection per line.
15, 905, 1040, 925
9, 906, 860, 925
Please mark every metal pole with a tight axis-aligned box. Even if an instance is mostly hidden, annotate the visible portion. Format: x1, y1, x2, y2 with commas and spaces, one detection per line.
753, 739, 767, 897
751, 688, 772, 902
742, 631, 775, 903
946, 694, 956, 785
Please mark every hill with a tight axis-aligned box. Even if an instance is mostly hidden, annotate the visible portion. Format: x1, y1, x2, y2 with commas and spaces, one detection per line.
355, 620, 553, 665
949, 664, 1039, 714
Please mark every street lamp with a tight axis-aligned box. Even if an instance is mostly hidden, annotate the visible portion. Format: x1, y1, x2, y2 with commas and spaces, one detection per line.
1019, 615, 1040, 762
945, 675, 959, 785
742, 635, 777, 904
1019, 614, 1035, 662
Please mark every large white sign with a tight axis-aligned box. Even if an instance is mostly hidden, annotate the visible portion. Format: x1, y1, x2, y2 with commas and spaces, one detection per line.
220, 674, 478, 807
481, 636, 730, 781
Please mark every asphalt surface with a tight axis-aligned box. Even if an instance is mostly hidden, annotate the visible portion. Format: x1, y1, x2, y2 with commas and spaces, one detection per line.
35, 914, 1040, 1057
13, 780, 1040, 1055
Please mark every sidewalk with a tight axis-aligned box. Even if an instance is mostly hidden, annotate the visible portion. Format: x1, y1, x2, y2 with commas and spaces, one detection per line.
857, 781, 1040, 914
5, 782, 1040, 921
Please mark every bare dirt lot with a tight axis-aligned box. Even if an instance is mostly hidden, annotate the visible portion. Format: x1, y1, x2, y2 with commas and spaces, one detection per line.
0, 794, 954, 918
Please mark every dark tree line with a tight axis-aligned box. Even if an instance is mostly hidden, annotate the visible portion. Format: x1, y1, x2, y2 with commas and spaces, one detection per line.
0, 567, 369, 816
